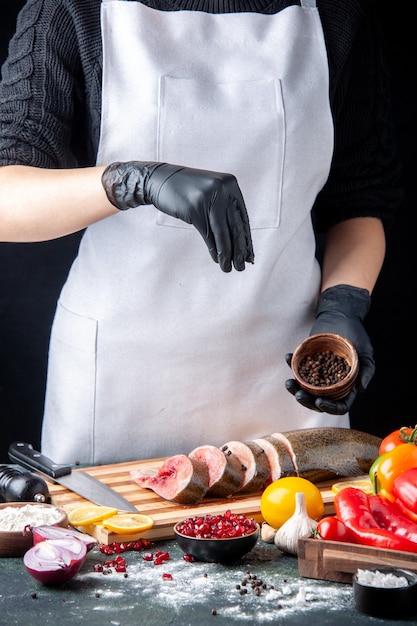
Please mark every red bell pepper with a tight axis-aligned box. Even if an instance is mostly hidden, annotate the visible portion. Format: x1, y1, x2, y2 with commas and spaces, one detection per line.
393, 467, 417, 516
368, 494, 417, 544
394, 498, 417, 523
334, 487, 417, 553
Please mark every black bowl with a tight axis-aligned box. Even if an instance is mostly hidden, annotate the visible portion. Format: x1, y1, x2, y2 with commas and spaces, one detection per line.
353, 567, 417, 619
173, 523, 260, 563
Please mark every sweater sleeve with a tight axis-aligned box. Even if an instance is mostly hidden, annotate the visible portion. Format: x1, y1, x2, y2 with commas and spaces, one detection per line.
0, 0, 101, 169
313, 0, 403, 232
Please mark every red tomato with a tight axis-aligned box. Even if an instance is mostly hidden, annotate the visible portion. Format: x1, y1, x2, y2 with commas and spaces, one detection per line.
316, 516, 356, 543
379, 426, 416, 455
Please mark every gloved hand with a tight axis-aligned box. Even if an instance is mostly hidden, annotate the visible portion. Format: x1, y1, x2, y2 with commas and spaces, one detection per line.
285, 284, 374, 415
101, 161, 254, 272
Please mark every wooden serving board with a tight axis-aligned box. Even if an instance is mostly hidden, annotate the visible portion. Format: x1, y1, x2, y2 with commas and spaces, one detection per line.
298, 535, 417, 584
45, 458, 341, 545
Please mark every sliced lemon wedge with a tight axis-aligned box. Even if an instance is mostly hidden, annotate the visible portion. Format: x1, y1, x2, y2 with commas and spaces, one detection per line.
331, 478, 373, 495
68, 505, 119, 526
102, 513, 154, 534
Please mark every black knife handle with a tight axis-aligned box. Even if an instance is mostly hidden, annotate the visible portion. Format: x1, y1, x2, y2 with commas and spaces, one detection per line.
8, 442, 73, 479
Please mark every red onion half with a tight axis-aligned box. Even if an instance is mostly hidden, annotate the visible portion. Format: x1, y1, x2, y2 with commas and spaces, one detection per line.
23, 537, 87, 585
28, 524, 97, 552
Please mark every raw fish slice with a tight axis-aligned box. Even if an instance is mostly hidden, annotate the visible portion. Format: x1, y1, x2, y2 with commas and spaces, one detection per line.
278, 427, 382, 483
220, 441, 270, 493
253, 437, 296, 483
130, 454, 209, 504
188, 445, 244, 498
271, 431, 298, 472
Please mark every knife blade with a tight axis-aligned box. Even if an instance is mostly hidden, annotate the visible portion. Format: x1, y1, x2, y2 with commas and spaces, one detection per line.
8, 442, 138, 512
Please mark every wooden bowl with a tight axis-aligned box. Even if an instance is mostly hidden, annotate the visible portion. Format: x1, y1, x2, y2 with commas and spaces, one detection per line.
291, 333, 359, 400
0, 502, 68, 557
174, 522, 260, 563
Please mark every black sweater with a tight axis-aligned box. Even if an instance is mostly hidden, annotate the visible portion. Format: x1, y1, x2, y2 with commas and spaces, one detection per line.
0, 0, 402, 231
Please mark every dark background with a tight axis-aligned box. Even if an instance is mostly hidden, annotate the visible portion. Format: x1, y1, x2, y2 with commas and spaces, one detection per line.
0, 1, 415, 463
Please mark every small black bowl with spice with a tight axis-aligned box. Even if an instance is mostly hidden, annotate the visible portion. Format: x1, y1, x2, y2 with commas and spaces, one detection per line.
291, 333, 359, 400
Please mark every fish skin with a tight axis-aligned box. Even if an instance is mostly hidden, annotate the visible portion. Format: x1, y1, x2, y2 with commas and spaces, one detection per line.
277, 427, 382, 483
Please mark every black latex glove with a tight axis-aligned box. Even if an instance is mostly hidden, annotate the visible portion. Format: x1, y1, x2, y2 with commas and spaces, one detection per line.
101, 161, 254, 272
285, 284, 374, 415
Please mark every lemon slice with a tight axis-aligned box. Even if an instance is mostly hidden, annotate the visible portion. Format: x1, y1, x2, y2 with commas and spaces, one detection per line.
102, 513, 154, 535
68, 505, 119, 526
331, 478, 373, 495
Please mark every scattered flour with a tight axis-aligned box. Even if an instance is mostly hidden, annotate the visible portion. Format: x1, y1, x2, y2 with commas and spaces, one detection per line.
80, 545, 353, 622
0, 504, 64, 532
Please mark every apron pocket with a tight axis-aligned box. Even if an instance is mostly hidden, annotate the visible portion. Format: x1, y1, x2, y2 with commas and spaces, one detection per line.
43, 302, 98, 460
156, 76, 284, 230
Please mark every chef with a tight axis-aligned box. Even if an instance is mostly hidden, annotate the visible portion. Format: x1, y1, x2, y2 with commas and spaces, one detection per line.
0, 0, 401, 464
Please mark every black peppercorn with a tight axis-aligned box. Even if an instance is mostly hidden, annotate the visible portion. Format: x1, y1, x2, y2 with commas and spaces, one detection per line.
298, 350, 350, 387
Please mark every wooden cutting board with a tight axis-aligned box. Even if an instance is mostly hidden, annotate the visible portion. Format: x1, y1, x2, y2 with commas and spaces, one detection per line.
45, 457, 342, 544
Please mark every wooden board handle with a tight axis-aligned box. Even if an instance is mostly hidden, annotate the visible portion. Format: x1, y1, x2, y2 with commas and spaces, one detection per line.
323, 547, 417, 575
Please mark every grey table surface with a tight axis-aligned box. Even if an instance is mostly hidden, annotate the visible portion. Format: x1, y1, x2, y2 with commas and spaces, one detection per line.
1, 537, 416, 626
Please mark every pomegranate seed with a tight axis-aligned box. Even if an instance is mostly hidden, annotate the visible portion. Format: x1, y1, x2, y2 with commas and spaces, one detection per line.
176, 510, 257, 539
162, 573, 173, 580
115, 564, 126, 573
143, 552, 154, 561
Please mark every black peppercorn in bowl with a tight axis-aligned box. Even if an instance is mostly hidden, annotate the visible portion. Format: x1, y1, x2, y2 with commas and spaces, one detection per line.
173, 511, 260, 563
291, 333, 359, 400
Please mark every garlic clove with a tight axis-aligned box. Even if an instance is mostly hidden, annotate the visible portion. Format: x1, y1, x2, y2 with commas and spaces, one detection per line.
274, 491, 318, 555
261, 522, 276, 543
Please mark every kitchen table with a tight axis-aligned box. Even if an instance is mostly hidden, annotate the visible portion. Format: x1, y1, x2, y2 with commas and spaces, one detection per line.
1, 537, 415, 625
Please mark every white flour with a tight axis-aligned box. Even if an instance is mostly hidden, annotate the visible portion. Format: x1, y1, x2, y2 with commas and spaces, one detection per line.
0, 504, 64, 532
80, 544, 353, 622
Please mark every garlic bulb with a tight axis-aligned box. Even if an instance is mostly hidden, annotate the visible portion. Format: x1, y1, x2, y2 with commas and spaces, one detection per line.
274, 491, 318, 555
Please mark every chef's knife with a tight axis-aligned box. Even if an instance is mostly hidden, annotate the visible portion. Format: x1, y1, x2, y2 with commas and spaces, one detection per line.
8, 442, 138, 512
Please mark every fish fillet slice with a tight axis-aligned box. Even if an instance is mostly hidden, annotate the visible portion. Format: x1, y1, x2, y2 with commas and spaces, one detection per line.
188, 445, 244, 497
253, 437, 296, 483
221, 440, 270, 493
271, 432, 298, 473
130, 454, 209, 504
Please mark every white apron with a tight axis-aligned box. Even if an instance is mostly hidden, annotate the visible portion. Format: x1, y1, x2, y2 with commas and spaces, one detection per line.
41, 0, 349, 465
